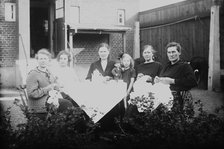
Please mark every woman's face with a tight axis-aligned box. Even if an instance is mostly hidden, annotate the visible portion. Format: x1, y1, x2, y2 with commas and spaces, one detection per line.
59, 54, 69, 67
98, 47, 109, 60
143, 47, 153, 61
37, 53, 50, 68
167, 46, 181, 63
122, 57, 131, 68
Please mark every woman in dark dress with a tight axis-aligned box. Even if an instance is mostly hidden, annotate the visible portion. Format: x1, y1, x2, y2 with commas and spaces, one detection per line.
86, 43, 117, 131
124, 45, 162, 118
136, 45, 163, 83
155, 42, 197, 112
86, 43, 115, 81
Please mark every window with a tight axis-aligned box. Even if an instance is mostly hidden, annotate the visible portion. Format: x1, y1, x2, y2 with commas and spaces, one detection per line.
55, 0, 64, 19
5, 3, 16, 21
70, 6, 80, 24
117, 9, 125, 25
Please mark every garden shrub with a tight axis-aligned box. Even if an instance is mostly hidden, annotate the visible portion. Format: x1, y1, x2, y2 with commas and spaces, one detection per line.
0, 99, 224, 149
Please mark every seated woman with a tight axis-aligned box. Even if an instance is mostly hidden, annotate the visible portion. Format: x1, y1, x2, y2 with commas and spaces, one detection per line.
135, 45, 163, 83
55, 50, 79, 87
86, 43, 118, 130
53, 50, 80, 107
26, 49, 73, 119
155, 42, 197, 112
86, 43, 115, 81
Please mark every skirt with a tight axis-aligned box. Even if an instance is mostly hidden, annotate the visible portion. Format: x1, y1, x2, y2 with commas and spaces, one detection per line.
171, 90, 194, 113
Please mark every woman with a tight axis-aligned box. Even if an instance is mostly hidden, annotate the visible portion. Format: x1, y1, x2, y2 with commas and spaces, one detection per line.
155, 42, 197, 112
86, 43, 119, 131
86, 43, 115, 81
54, 50, 79, 90
26, 49, 73, 119
53, 50, 80, 107
136, 45, 163, 83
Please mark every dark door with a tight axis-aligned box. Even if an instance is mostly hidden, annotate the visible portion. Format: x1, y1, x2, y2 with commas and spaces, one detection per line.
53, 18, 65, 56
30, 7, 49, 57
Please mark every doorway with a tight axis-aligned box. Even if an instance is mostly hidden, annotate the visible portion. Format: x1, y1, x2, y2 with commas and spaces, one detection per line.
30, 6, 49, 57
30, 0, 55, 58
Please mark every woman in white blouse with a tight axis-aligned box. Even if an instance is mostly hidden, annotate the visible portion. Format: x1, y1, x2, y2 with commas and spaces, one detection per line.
53, 50, 80, 107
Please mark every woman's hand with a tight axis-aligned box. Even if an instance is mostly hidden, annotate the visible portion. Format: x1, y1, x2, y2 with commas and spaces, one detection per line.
45, 83, 60, 91
137, 73, 144, 79
156, 77, 175, 85
145, 75, 152, 82
137, 74, 152, 82
154, 76, 160, 83
104, 76, 112, 81
53, 83, 61, 91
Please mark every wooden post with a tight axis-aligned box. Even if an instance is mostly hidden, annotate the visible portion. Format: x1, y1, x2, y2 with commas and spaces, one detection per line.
17, 0, 30, 87
122, 33, 126, 53
18, 0, 30, 60
64, 0, 67, 51
69, 31, 74, 67
122, 32, 127, 109
133, 21, 140, 59
208, 2, 221, 91
49, 2, 54, 55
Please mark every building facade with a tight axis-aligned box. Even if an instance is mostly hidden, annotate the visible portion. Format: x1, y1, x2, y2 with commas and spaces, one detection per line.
0, 0, 140, 87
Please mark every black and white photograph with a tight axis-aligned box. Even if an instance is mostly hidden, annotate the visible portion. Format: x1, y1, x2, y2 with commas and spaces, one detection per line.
0, 0, 224, 149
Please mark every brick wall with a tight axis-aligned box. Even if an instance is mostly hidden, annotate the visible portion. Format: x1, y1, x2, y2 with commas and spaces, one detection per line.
110, 33, 123, 60
0, 0, 18, 67
72, 33, 126, 64
73, 34, 109, 64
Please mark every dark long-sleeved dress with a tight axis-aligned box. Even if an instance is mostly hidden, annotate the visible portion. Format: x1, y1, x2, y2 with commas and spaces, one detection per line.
86, 59, 115, 80
86, 59, 118, 130
159, 60, 197, 111
159, 60, 197, 91
136, 61, 163, 83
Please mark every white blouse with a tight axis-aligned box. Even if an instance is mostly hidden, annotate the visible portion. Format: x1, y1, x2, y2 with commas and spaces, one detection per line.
52, 66, 80, 93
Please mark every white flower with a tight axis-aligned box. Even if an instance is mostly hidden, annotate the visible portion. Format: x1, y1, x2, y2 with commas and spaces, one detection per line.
129, 82, 173, 112
47, 90, 62, 108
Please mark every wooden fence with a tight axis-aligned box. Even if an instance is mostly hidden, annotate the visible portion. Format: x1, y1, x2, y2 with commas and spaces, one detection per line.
139, 0, 224, 89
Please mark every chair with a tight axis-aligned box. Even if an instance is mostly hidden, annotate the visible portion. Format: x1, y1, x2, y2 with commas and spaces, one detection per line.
17, 84, 28, 107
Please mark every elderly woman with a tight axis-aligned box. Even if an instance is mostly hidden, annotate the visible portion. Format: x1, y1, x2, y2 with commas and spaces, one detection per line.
155, 42, 197, 112
26, 49, 73, 119
135, 45, 163, 83
86, 43, 115, 81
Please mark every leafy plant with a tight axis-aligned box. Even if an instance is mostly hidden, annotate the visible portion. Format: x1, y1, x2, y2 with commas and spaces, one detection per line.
0, 99, 224, 149
120, 100, 224, 149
